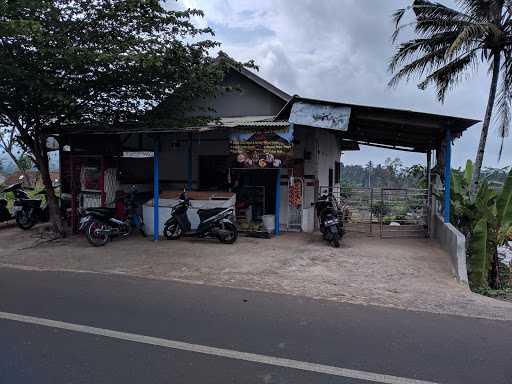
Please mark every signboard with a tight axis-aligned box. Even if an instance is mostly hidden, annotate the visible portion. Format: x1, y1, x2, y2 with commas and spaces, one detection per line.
289, 101, 351, 131
230, 126, 293, 168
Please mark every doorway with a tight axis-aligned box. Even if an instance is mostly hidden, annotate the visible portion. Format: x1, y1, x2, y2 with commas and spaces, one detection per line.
230, 168, 278, 229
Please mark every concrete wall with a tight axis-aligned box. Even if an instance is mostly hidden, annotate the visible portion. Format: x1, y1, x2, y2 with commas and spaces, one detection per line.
291, 125, 342, 232
432, 213, 469, 284
157, 68, 287, 119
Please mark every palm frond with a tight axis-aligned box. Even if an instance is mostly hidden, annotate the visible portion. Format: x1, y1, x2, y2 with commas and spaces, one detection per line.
389, 45, 453, 87
496, 50, 512, 159
413, 0, 474, 22
389, 32, 458, 73
447, 23, 498, 58
457, 0, 503, 22
417, 50, 479, 101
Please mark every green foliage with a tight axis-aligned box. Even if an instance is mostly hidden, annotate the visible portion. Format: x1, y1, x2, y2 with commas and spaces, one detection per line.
390, 0, 512, 195
0, 0, 236, 232
469, 218, 491, 288
450, 160, 512, 289
17, 154, 32, 172
341, 159, 428, 188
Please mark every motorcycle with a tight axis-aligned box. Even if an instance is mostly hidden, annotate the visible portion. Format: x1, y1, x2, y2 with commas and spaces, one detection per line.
80, 186, 146, 247
163, 191, 237, 244
0, 194, 13, 224
312, 192, 344, 248
1, 183, 49, 230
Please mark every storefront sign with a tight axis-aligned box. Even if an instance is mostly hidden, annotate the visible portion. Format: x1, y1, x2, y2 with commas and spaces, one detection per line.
289, 101, 351, 131
230, 126, 293, 168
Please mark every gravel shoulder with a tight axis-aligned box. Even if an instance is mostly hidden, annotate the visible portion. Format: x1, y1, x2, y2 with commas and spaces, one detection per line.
1, 223, 511, 321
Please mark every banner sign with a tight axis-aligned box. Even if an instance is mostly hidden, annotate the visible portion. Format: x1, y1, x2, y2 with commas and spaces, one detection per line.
230, 126, 293, 168
289, 101, 351, 131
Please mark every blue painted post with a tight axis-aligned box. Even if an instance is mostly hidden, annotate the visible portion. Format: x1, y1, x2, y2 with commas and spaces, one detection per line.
153, 136, 160, 241
187, 134, 193, 191
444, 129, 452, 224
275, 168, 281, 236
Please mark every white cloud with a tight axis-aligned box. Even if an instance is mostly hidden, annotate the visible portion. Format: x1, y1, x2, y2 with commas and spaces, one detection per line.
174, 0, 510, 168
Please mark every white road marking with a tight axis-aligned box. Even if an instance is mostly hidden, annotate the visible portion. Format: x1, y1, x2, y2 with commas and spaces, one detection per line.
0, 311, 440, 384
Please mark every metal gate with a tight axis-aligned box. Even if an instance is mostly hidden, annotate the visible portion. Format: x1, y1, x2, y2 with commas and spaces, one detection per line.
319, 187, 429, 238
288, 177, 304, 231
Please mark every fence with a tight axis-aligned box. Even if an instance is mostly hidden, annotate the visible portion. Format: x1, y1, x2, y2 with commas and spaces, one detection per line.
319, 186, 429, 238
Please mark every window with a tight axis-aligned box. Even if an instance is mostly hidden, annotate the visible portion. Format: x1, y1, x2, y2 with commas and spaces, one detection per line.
334, 161, 341, 184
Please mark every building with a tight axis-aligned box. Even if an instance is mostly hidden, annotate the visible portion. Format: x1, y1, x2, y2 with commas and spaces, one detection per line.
3, 170, 60, 190
52, 55, 478, 251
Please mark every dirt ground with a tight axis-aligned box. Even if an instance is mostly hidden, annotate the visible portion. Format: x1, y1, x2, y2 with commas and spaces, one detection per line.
1, 222, 512, 321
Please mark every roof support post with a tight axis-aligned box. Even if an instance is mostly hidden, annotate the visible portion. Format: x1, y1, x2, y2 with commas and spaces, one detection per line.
187, 133, 193, 191
153, 135, 160, 241
444, 129, 452, 224
275, 168, 281, 236
426, 150, 432, 237
70, 139, 77, 234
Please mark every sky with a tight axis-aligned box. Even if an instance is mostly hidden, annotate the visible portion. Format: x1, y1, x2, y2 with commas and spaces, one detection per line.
174, 0, 510, 169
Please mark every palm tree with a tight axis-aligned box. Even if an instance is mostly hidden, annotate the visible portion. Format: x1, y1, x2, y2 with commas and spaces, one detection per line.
389, 0, 512, 197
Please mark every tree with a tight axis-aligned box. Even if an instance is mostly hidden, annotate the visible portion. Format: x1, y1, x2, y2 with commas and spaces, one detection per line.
389, 0, 512, 197
0, 125, 31, 180
0, 0, 229, 235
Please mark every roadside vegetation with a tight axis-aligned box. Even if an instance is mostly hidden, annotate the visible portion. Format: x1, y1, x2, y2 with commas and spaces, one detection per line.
449, 160, 512, 294
0, 0, 237, 236
390, 0, 512, 197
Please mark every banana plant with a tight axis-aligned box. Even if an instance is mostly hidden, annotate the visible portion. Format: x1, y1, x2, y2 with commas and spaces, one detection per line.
449, 160, 512, 289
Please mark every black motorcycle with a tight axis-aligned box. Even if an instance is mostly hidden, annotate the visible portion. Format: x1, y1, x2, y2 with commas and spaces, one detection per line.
163, 192, 237, 244
0, 193, 13, 224
312, 192, 344, 248
79, 187, 146, 246
2, 183, 49, 230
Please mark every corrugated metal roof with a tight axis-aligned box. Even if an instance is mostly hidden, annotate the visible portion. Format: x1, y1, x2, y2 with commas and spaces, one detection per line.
212, 116, 289, 128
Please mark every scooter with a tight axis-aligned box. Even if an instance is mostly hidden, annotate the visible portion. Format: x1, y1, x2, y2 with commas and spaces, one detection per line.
2, 183, 49, 230
0, 197, 13, 224
163, 192, 237, 244
79, 186, 146, 246
0, 184, 17, 224
312, 192, 344, 248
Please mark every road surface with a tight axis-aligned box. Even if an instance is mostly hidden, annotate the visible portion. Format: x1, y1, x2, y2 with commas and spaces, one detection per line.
1, 267, 511, 383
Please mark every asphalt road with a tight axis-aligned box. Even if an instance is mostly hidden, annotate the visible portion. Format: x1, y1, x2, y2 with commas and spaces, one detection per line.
1, 267, 511, 384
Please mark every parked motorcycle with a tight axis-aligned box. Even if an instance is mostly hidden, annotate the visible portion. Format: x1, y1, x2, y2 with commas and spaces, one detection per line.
1, 183, 49, 229
0, 196, 13, 224
312, 192, 344, 248
163, 192, 237, 244
80, 186, 146, 246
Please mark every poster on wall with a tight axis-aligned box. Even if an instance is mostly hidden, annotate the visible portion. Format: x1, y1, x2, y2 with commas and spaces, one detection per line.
230, 126, 293, 168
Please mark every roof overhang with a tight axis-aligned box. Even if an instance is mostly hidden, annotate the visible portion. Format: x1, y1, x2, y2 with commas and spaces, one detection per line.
276, 96, 480, 152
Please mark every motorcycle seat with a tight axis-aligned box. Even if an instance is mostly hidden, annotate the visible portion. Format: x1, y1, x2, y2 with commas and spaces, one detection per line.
86, 207, 116, 215
2, 183, 23, 193
17, 199, 42, 208
197, 208, 227, 222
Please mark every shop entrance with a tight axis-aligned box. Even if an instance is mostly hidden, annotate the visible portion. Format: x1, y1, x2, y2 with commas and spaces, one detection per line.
230, 168, 278, 232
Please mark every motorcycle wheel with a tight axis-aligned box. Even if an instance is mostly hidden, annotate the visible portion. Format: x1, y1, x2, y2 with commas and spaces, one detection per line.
331, 233, 340, 248
86, 220, 110, 246
217, 222, 238, 244
164, 221, 182, 240
16, 211, 35, 230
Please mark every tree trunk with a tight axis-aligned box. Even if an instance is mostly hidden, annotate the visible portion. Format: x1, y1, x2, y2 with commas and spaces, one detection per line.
34, 146, 65, 236
470, 53, 502, 197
